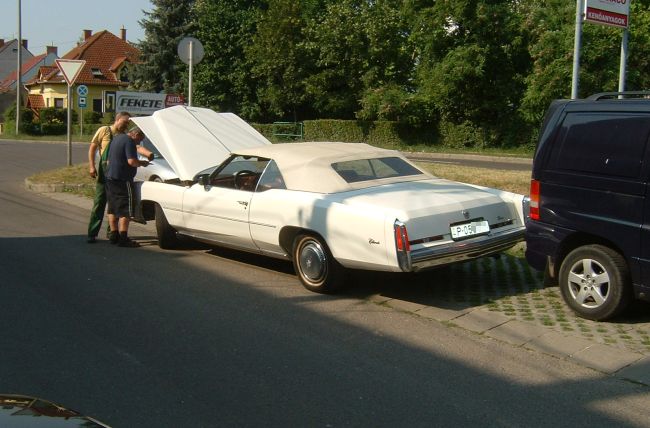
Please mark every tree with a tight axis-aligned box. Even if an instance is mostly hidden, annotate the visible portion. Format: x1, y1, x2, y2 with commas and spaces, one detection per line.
246, 0, 312, 121
521, 1, 650, 126
131, 0, 197, 93
410, 0, 531, 146
192, 0, 264, 119
303, 0, 413, 120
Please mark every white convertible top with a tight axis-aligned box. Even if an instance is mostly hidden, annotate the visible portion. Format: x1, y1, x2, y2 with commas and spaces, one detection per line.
235, 142, 431, 193
131, 105, 271, 180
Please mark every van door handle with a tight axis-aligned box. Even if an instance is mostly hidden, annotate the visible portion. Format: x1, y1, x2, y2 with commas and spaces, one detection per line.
238, 201, 248, 207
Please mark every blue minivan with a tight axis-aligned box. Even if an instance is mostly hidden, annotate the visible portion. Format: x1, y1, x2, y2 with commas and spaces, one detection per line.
525, 92, 650, 320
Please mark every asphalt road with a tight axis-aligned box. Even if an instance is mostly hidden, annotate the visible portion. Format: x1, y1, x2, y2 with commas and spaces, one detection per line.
1, 140, 649, 427
404, 153, 532, 172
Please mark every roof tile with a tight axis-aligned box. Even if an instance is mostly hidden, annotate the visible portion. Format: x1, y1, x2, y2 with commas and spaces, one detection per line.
27, 30, 140, 87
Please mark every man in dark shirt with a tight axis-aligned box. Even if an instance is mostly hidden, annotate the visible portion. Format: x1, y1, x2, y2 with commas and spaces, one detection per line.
105, 127, 149, 247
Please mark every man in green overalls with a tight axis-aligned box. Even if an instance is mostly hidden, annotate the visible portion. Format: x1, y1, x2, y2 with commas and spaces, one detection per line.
86, 112, 132, 243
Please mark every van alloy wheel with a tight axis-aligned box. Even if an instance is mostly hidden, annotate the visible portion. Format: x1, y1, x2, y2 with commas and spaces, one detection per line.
559, 245, 631, 321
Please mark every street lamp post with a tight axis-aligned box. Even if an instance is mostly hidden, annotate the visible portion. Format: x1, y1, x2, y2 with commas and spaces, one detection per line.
15, 0, 21, 134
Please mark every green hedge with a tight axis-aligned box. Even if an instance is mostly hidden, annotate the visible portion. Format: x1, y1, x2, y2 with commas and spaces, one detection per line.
254, 119, 439, 149
73, 123, 106, 139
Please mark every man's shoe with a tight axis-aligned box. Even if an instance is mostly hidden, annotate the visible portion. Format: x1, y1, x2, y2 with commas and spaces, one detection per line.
108, 231, 119, 245
118, 238, 140, 248
87, 236, 97, 244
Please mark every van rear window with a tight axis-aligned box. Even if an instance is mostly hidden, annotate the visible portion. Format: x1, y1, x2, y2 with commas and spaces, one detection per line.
549, 113, 650, 178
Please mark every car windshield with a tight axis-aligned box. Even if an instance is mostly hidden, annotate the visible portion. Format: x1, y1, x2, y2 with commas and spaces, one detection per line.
208, 155, 272, 191
332, 157, 423, 183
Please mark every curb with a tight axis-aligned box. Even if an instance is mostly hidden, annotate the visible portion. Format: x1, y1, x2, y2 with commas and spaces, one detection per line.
24, 178, 93, 193
376, 298, 649, 385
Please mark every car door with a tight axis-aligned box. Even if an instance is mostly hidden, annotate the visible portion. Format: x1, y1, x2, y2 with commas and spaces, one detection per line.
182, 156, 268, 251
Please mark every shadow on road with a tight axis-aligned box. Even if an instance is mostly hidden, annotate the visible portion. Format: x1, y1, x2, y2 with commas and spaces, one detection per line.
1, 234, 649, 426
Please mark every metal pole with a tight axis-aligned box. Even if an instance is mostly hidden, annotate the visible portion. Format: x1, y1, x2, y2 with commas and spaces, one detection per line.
15, 0, 21, 134
188, 40, 193, 107
67, 84, 72, 166
618, 28, 629, 96
572, 0, 584, 99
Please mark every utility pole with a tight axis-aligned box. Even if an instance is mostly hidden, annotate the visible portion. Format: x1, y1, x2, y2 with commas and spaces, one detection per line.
572, 0, 584, 99
15, 0, 22, 133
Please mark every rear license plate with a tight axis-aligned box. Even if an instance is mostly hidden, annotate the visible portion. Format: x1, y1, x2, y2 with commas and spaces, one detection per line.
450, 220, 490, 240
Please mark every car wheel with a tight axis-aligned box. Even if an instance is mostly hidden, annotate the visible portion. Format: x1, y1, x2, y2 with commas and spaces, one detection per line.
155, 204, 180, 249
292, 234, 345, 293
151, 176, 163, 183
558, 245, 631, 321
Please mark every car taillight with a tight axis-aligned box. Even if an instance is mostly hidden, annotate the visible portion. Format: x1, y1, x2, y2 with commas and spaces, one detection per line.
394, 222, 410, 252
529, 179, 540, 220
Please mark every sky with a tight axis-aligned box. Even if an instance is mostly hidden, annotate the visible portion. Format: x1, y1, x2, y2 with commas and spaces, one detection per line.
0, 0, 153, 55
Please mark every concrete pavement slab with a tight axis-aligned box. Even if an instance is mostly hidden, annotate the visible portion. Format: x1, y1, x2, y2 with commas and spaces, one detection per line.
385, 299, 427, 313
616, 357, 650, 385
571, 343, 644, 374
524, 331, 593, 359
39, 191, 93, 210
416, 305, 470, 322
451, 309, 511, 333
484, 319, 549, 346
367, 294, 394, 305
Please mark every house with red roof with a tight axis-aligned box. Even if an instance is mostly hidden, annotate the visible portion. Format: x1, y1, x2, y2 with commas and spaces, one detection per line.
25, 28, 140, 116
0, 39, 35, 120
0, 39, 33, 80
0, 47, 58, 92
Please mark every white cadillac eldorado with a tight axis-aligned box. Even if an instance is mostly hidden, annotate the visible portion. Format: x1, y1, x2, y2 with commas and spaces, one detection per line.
132, 106, 526, 293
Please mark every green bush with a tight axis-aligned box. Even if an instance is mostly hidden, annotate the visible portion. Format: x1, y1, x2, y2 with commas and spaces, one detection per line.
2, 103, 38, 134
101, 112, 115, 125
82, 111, 103, 124
39, 107, 67, 124
40, 122, 66, 135
74, 123, 105, 138
303, 119, 438, 149
438, 120, 485, 149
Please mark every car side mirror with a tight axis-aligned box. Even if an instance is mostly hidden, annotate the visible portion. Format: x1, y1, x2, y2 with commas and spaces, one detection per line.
197, 174, 210, 187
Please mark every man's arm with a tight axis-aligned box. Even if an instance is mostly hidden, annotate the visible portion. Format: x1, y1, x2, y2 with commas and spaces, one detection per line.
136, 145, 154, 161
126, 139, 144, 168
88, 127, 105, 178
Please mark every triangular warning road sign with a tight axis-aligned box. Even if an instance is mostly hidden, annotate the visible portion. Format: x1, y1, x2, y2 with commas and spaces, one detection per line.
55, 59, 86, 85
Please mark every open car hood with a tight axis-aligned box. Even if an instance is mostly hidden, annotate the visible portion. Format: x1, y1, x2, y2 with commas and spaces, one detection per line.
131, 106, 271, 181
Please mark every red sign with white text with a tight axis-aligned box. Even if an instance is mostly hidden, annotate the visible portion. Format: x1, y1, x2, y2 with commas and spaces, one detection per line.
584, 0, 630, 28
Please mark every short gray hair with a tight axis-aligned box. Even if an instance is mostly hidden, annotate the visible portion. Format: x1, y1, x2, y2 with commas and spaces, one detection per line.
128, 127, 144, 138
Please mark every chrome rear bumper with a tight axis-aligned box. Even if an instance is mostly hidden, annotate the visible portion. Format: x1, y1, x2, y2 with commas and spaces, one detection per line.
397, 227, 525, 272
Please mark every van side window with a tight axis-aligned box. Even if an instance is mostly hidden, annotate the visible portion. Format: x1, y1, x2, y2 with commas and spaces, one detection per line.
548, 113, 650, 179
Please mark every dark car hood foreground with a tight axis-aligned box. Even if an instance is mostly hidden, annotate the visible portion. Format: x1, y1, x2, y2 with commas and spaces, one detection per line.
0, 394, 110, 427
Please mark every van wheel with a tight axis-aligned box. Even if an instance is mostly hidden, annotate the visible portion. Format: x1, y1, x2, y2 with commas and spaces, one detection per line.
292, 234, 345, 293
155, 204, 180, 249
558, 245, 631, 321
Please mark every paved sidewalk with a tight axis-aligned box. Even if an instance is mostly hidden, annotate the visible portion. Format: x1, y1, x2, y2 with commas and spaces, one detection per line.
32, 183, 650, 387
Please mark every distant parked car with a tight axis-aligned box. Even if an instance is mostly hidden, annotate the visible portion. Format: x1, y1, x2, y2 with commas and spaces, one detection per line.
135, 137, 179, 184
133, 106, 526, 293
526, 91, 650, 320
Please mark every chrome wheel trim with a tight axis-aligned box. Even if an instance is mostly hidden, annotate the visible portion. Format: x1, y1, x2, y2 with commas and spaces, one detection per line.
567, 258, 610, 309
299, 240, 327, 283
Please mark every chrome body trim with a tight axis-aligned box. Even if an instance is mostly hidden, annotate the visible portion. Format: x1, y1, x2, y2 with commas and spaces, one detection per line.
399, 227, 525, 272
